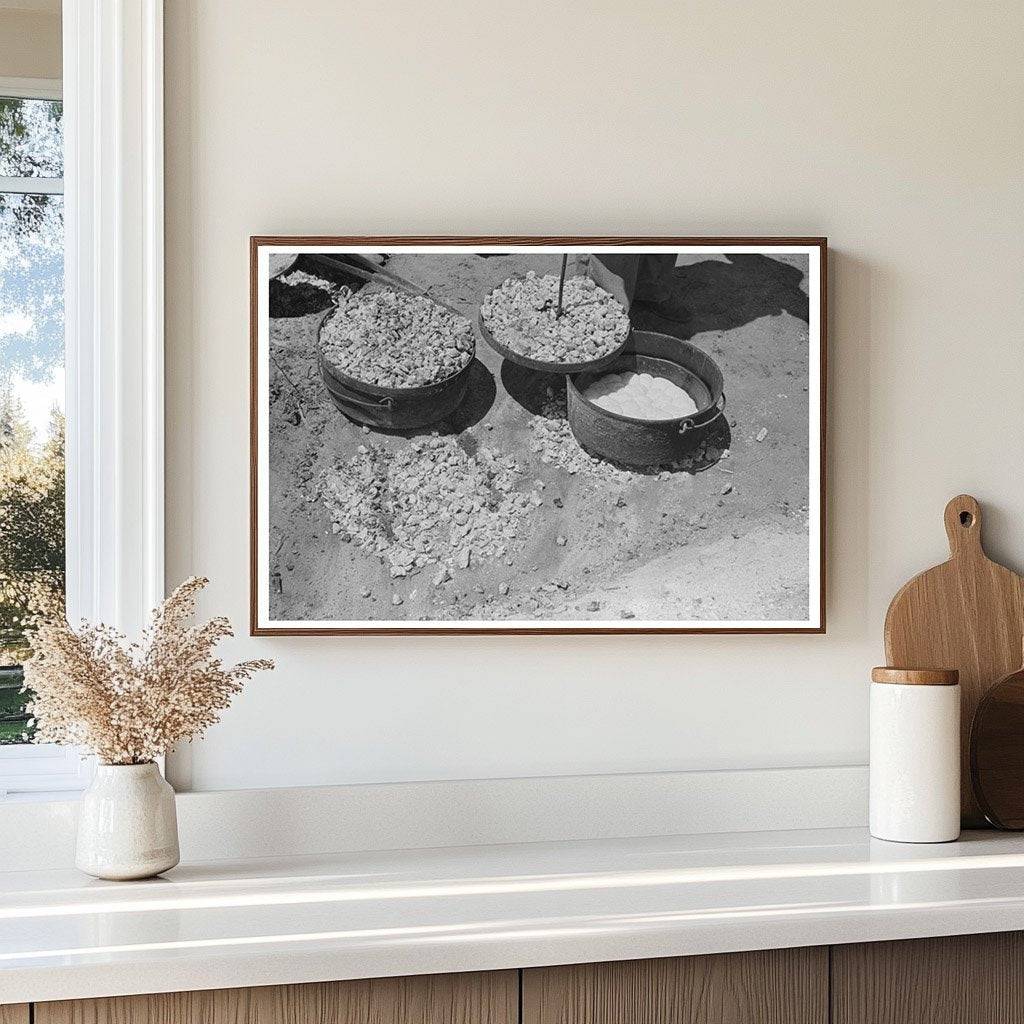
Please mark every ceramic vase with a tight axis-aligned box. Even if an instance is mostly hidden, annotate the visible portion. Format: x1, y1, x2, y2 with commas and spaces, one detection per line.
76, 762, 180, 880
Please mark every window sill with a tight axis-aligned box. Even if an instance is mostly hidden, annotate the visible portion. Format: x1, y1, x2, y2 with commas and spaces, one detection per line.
0, 744, 93, 799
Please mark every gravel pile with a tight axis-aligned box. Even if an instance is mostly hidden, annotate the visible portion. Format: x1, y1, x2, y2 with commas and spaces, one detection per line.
279, 269, 343, 295
481, 271, 629, 364
320, 288, 474, 389
321, 435, 533, 579
530, 395, 635, 482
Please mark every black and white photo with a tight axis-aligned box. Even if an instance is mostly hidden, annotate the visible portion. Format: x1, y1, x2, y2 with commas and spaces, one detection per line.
251, 239, 825, 634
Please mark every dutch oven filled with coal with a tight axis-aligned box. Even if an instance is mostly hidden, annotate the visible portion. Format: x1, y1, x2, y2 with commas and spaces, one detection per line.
477, 264, 631, 375
318, 287, 475, 430
566, 330, 726, 467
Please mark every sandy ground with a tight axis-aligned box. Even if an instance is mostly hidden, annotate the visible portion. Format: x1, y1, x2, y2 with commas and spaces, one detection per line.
266, 252, 811, 624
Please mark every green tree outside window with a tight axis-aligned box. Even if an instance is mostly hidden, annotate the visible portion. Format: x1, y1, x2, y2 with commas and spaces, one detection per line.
0, 94, 65, 744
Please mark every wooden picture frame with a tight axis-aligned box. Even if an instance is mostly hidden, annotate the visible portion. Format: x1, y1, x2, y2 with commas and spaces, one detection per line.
251, 237, 827, 635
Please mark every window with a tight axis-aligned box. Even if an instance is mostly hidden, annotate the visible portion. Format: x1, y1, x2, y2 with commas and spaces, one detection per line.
0, 79, 84, 796
0, 5, 166, 798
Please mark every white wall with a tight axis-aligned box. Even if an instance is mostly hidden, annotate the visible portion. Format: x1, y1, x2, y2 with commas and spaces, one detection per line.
164, 1, 1024, 792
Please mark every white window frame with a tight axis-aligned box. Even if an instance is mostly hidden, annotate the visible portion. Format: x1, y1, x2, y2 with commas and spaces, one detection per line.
0, 0, 165, 799
0, 77, 64, 193
0, 76, 61, 101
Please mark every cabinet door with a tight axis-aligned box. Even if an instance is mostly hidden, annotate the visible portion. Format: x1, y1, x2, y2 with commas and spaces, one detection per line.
0, 1006, 29, 1024
832, 932, 1024, 1024
35, 971, 517, 1024
523, 948, 828, 1024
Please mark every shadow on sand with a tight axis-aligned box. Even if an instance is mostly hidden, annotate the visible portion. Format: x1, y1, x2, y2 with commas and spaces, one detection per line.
500, 360, 566, 416
632, 253, 809, 340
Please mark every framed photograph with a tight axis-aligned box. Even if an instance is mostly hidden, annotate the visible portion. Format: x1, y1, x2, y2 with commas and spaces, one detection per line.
250, 237, 826, 635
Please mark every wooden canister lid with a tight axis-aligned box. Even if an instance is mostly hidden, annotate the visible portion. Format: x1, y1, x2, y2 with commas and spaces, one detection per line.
871, 666, 959, 686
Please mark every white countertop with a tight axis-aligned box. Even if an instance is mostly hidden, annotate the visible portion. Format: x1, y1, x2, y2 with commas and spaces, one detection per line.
4, 826, 1024, 1004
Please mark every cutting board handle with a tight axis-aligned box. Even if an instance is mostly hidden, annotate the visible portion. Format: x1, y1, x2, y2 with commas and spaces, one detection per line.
944, 494, 983, 559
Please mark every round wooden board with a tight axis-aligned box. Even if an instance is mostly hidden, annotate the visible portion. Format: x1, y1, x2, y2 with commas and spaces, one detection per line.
970, 662, 1024, 829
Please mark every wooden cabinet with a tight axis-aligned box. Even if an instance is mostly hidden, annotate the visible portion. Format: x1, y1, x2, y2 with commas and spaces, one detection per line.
832, 932, 1024, 1024
34, 971, 517, 1024
23, 932, 1024, 1024
522, 948, 828, 1024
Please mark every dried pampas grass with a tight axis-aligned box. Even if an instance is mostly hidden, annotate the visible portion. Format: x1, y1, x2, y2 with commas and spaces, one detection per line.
23, 576, 273, 765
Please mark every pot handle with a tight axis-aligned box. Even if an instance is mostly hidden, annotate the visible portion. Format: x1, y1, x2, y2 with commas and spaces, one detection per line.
318, 353, 394, 410
678, 392, 727, 435
335, 391, 394, 411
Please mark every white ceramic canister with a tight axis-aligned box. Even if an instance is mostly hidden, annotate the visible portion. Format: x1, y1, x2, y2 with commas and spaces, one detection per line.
869, 667, 961, 843
76, 762, 180, 880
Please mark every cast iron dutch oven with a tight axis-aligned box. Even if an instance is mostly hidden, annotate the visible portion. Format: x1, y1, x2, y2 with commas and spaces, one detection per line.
566, 330, 727, 467
317, 309, 475, 431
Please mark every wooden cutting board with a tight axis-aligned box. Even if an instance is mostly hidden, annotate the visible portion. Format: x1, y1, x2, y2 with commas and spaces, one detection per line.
884, 494, 1024, 826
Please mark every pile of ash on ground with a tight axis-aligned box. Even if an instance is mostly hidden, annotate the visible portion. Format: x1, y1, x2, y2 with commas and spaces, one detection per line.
320, 435, 540, 580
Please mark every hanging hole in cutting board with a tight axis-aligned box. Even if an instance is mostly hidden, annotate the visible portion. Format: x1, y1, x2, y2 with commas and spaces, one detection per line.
960, 510, 974, 527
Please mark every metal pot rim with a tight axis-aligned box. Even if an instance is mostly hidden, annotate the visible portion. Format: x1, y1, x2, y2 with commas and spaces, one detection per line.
567, 335, 726, 426
567, 377, 725, 426
476, 309, 631, 376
